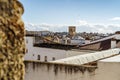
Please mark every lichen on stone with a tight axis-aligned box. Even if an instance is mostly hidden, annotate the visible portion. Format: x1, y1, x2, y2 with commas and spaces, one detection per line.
0, 0, 25, 80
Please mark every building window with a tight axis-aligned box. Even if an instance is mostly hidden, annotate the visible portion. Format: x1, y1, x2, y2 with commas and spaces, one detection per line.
52, 57, 55, 61
26, 49, 28, 53
26, 39, 28, 43
44, 56, 47, 62
33, 54, 34, 56
37, 55, 40, 60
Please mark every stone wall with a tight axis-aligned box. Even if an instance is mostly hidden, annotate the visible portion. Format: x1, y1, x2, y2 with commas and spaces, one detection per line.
24, 61, 97, 80
25, 60, 120, 80
0, 0, 25, 80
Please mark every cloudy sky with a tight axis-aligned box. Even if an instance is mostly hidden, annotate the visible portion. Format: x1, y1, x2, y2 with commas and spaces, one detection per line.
20, 0, 120, 33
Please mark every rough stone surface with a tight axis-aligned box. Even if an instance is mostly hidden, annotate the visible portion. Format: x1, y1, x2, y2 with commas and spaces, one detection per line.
0, 0, 25, 80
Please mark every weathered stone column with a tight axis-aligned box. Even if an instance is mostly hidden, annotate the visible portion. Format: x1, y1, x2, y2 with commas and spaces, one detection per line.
0, 0, 25, 80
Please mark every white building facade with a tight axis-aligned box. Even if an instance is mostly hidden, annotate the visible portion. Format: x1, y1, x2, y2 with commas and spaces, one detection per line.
25, 36, 95, 62
25, 48, 120, 80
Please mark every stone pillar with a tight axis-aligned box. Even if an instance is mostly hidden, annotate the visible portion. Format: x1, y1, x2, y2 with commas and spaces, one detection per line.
0, 0, 25, 80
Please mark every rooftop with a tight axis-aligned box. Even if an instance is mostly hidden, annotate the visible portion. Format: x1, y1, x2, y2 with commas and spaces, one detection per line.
100, 54, 120, 62
51, 48, 120, 65
81, 34, 120, 46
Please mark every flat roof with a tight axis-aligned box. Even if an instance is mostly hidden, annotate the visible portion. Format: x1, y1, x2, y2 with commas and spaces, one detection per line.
99, 54, 120, 62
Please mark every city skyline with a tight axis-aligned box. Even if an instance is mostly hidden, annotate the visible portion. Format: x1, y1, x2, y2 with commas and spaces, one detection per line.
20, 0, 120, 33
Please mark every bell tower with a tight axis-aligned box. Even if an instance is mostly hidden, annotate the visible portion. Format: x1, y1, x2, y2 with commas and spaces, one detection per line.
69, 26, 76, 37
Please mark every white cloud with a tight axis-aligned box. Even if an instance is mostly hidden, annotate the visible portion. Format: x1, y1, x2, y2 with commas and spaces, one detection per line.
25, 23, 68, 32
77, 20, 88, 25
25, 21, 120, 33
75, 24, 118, 33
110, 17, 120, 21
